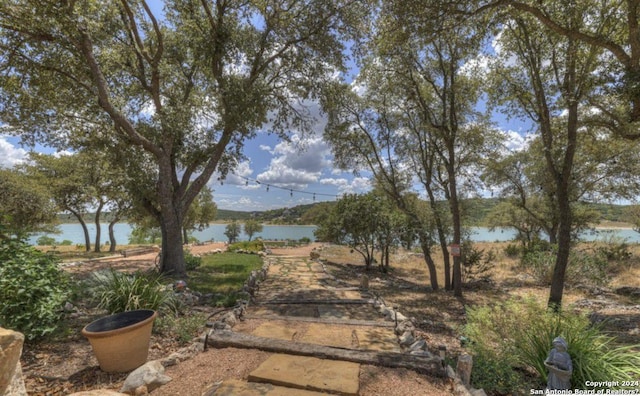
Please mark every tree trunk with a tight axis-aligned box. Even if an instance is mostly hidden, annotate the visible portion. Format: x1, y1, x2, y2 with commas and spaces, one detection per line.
427, 186, 452, 290
160, 215, 186, 277
108, 217, 119, 253
418, 234, 439, 291
182, 227, 188, 245
447, 160, 463, 297
94, 200, 104, 253
68, 208, 91, 252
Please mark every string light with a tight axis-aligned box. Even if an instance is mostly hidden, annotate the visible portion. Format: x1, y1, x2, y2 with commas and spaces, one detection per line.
222, 175, 339, 200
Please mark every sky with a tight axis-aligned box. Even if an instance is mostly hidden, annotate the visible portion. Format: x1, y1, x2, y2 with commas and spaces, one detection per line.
0, 3, 532, 212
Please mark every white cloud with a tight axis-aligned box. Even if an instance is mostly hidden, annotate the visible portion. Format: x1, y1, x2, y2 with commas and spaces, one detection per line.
320, 176, 371, 195
0, 137, 27, 168
256, 133, 332, 189
500, 130, 529, 152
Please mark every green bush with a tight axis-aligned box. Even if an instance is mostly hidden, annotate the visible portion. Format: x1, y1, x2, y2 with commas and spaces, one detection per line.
228, 240, 264, 253
184, 250, 202, 271
460, 241, 494, 283
155, 312, 207, 344
464, 297, 640, 392
88, 269, 179, 314
0, 239, 70, 340
36, 235, 57, 246
595, 235, 632, 262
521, 246, 609, 287
504, 243, 521, 258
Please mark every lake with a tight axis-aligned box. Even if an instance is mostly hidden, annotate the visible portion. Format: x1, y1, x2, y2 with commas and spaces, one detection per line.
28, 223, 640, 245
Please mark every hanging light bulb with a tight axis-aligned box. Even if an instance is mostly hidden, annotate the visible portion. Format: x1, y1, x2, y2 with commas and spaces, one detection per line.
313, 193, 316, 201
245, 179, 249, 186
266, 185, 270, 192
290, 189, 293, 197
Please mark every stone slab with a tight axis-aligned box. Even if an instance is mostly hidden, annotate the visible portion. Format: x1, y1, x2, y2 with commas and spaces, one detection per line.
301, 324, 355, 349
248, 354, 359, 396
355, 328, 401, 352
0, 327, 25, 396
212, 379, 326, 395
252, 322, 299, 341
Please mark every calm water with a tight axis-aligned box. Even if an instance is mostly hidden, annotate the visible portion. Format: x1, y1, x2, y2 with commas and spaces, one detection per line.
28, 223, 318, 245
27, 223, 640, 245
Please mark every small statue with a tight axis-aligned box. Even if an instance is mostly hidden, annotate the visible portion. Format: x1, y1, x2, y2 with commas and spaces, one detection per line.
544, 336, 572, 390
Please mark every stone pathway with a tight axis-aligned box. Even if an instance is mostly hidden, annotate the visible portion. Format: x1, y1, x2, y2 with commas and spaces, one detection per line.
210, 256, 407, 395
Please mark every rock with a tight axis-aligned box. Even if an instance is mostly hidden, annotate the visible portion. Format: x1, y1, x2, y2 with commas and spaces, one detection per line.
310, 251, 320, 260
68, 391, 128, 396
222, 312, 237, 327
395, 320, 415, 335
399, 331, 415, 347
119, 360, 172, 395
0, 327, 26, 396
456, 354, 473, 386
409, 339, 427, 351
359, 274, 369, 290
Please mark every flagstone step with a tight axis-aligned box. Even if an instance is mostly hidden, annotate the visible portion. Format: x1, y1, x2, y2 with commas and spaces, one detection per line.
248, 354, 360, 396
211, 379, 327, 395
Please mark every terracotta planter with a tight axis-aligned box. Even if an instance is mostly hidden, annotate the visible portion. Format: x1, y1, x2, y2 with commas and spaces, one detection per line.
82, 309, 157, 372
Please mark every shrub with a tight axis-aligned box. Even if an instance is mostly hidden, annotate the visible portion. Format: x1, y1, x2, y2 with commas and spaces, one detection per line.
521, 246, 609, 287
0, 239, 70, 340
595, 235, 632, 262
36, 235, 57, 246
460, 241, 494, 283
228, 240, 264, 253
155, 312, 207, 344
504, 243, 521, 258
184, 250, 202, 271
464, 297, 640, 392
60, 240, 73, 246
88, 269, 179, 314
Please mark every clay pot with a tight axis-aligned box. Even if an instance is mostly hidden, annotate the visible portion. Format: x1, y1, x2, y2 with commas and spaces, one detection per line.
82, 309, 157, 372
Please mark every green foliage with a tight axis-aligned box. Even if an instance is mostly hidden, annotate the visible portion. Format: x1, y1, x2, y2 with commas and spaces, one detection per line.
60, 239, 73, 246
460, 240, 495, 283
36, 235, 57, 246
155, 312, 207, 345
299, 237, 311, 244
468, 347, 527, 393
504, 243, 521, 258
521, 245, 609, 287
243, 219, 264, 241
595, 235, 633, 262
0, 239, 70, 340
0, 168, 58, 238
464, 298, 640, 391
224, 221, 241, 244
88, 269, 178, 314
128, 226, 162, 245
184, 250, 202, 271
228, 240, 264, 253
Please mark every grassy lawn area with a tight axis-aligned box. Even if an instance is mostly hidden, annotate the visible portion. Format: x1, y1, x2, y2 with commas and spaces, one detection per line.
188, 252, 263, 305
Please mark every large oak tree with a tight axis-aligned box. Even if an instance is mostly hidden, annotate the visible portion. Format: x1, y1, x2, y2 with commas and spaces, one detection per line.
0, 0, 360, 276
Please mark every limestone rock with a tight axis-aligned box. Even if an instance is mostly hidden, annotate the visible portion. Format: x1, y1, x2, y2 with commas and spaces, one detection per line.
0, 327, 25, 396
399, 330, 415, 347
120, 360, 172, 395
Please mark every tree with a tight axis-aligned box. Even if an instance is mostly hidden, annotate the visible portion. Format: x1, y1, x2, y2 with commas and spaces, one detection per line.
224, 221, 241, 244
182, 186, 217, 244
324, 3, 498, 295
315, 192, 385, 271
22, 153, 94, 251
486, 9, 603, 308
243, 219, 263, 241
0, 168, 58, 239
462, 0, 640, 139
0, 0, 361, 276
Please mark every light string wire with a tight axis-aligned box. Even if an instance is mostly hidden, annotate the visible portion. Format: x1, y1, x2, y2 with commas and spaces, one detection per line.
216, 175, 340, 201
